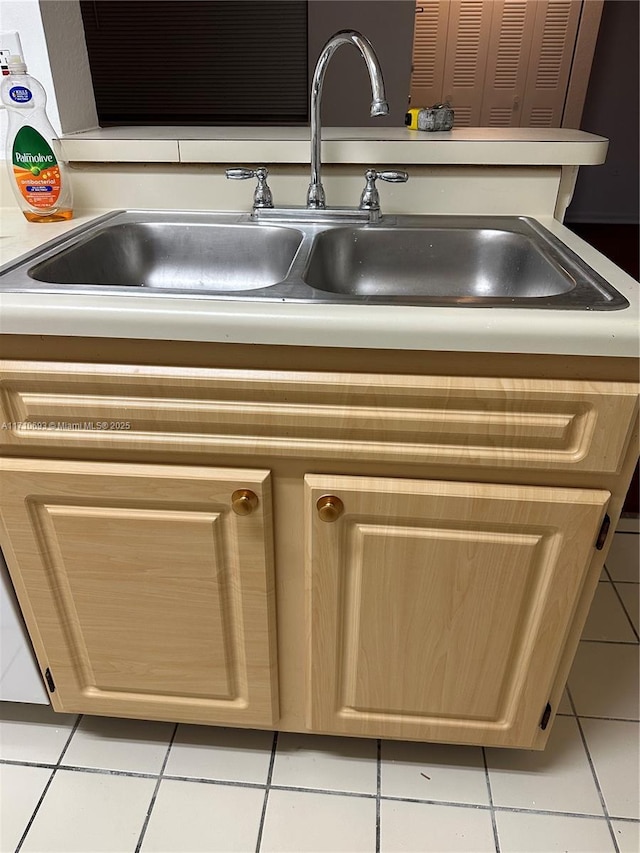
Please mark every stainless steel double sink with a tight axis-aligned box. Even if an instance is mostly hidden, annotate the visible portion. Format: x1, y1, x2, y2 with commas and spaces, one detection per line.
0, 210, 628, 309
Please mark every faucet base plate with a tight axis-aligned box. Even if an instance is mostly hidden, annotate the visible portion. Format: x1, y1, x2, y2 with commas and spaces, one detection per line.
252, 206, 380, 225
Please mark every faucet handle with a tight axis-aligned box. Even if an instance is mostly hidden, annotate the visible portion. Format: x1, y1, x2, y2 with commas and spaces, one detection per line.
225, 167, 256, 180
225, 166, 274, 209
359, 168, 409, 213
375, 170, 409, 183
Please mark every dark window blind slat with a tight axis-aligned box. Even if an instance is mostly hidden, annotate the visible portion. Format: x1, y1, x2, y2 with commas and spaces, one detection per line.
80, 1, 308, 125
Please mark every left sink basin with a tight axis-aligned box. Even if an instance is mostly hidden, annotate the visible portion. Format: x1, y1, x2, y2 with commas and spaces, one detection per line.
24, 212, 304, 292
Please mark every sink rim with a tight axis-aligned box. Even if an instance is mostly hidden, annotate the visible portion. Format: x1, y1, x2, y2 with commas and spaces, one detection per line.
0, 210, 629, 310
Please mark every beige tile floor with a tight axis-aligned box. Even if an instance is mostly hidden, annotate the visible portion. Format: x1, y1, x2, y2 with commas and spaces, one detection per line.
0, 528, 638, 853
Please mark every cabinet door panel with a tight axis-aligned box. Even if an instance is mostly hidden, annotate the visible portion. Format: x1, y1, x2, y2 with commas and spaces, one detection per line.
521, 0, 582, 127
305, 474, 608, 747
480, 0, 538, 126
0, 459, 278, 727
410, 1, 450, 107
441, 0, 494, 126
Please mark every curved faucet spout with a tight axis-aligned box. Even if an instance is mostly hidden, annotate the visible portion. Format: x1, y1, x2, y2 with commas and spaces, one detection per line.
307, 30, 389, 209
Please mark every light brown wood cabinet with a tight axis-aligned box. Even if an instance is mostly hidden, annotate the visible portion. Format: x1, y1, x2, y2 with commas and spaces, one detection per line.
306, 474, 608, 747
0, 343, 637, 749
0, 459, 278, 727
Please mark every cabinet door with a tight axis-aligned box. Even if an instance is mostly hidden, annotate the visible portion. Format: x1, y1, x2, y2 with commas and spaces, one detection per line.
0, 459, 278, 727
441, 0, 494, 126
305, 474, 608, 748
479, 0, 539, 127
520, 0, 582, 127
410, 1, 450, 107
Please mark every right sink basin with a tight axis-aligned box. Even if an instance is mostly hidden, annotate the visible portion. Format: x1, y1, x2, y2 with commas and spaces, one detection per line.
303, 217, 628, 309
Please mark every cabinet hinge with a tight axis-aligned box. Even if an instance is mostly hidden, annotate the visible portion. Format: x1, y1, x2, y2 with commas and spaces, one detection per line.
44, 668, 56, 693
595, 514, 611, 551
539, 702, 552, 730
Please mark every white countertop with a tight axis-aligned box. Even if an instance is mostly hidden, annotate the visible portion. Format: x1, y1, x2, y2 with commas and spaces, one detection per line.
0, 207, 637, 359
61, 126, 609, 166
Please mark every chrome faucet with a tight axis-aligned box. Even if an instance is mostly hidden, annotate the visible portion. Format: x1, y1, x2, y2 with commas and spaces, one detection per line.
307, 30, 389, 209
225, 30, 407, 222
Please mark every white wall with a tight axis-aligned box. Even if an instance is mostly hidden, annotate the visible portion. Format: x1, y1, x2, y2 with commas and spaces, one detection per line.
1, 0, 62, 153
37, 0, 98, 135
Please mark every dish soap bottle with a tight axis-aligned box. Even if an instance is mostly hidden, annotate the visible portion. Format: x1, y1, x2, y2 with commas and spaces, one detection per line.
1, 55, 73, 222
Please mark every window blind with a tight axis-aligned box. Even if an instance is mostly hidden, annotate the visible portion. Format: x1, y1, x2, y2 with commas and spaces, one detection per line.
79, 0, 309, 125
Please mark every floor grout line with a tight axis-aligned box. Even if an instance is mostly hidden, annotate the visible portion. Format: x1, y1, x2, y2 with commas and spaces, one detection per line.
269, 784, 376, 799
492, 805, 623, 821
255, 730, 278, 853
491, 805, 613, 820
57, 764, 158, 779
482, 747, 501, 853
610, 581, 640, 642
576, 714, 640, 723
133, 722, 178, 853
383, 795, 491, 810
568, 687, 621, 853
378, 794, 617, 821
0, 758, 57, 770
13, 769, 57, 852
162, 774, 267, 790
375, 739, 381, 853
14, 714, 82, 853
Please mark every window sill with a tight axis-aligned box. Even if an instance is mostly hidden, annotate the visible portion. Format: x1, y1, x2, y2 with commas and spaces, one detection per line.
60, 126, 608, 166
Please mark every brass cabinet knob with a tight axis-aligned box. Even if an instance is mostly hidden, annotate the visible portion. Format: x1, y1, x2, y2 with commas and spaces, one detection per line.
316, 495, 344, 523
231, 489, 259, 515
